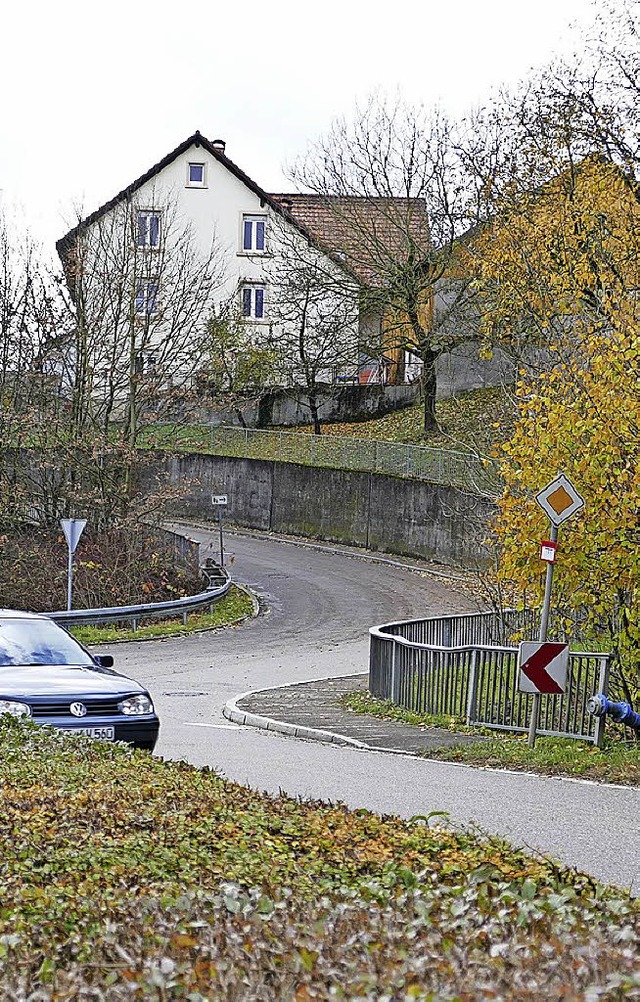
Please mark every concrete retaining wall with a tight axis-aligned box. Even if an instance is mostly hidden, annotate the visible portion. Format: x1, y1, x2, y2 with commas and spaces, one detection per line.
188, 383, 420, 428
154, 526, 201, 575
143, 453, 494, 567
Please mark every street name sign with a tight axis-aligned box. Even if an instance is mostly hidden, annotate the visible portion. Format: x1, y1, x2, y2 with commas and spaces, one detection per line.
518, 641, 569, 694
535, 474, 584, 526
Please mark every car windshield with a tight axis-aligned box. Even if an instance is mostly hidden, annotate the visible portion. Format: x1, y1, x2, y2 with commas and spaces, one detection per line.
0, 618, 94, 667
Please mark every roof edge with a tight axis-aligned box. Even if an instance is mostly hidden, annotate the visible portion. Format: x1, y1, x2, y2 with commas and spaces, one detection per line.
56, 131, 319, 259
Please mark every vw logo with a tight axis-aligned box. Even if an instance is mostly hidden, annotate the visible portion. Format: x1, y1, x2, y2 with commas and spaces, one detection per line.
70, 702, 87, 718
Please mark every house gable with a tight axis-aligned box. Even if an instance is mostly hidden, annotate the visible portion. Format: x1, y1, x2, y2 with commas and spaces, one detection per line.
56, 132, 318, 263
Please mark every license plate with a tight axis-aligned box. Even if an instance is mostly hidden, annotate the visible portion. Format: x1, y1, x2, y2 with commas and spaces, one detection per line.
67, 726, 115, 741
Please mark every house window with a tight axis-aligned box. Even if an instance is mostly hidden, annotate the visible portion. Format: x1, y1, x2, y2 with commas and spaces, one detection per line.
242, 215, 266, 253
241, 283, 265, 320
135, 352, 158, 373
136, 211, 161, 249
187, 162, 206, 187
135, 281, 159, 316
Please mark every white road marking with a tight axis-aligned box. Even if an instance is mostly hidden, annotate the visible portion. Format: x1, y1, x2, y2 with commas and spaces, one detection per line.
186, 722, 242, 730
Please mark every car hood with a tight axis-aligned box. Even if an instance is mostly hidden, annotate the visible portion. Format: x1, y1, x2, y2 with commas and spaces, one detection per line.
0, 664, 146, 699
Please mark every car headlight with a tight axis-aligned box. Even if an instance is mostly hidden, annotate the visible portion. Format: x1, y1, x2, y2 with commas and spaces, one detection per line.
0, 700, 31, 718
119, 695, 154, 716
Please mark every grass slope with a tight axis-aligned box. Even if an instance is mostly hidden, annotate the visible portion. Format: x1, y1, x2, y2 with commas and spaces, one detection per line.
305, 386, 517, 454
0, 719, 638, 999
142, 387, 517, 458
341, 691, 640, 785
71, 585, 254, 645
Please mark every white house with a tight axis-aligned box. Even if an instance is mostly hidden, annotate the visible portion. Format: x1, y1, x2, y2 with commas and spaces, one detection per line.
58, 133, 369, 390
56, 129, 436, 422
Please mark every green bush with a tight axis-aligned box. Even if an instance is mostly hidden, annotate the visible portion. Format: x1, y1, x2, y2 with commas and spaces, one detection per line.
0, 528, 200, 611
0, 719, 638, 998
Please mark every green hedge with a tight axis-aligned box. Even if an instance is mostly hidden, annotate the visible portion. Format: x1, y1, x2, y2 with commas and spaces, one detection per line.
0, 719, 638, 998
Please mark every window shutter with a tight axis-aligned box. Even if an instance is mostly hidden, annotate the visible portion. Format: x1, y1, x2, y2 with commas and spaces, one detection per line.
149, 215, 160, 247
147, 282, 158, 313
137, 215, 147, 247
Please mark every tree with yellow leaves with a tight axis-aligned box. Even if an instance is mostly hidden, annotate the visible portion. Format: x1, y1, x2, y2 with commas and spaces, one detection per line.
471, 149, 639, 701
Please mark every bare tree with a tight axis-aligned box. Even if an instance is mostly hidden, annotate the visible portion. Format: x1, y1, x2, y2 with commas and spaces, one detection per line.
265, 217, 360, 434
57, 193, 226, 452
288, 95, 479, 433
0, 209, 60, 441
0, 190, 229, 529
198, 298, 279, 427
0, 207, 70, 528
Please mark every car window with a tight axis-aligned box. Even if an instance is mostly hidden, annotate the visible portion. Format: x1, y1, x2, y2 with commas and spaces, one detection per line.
0, 619, 94, 667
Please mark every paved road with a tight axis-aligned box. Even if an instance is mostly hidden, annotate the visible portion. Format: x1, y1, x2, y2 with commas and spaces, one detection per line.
103, 526, 640, 893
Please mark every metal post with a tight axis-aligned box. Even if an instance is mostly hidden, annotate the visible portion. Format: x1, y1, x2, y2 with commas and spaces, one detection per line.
67, 547, 73, 612
390, 641, 397, 702
466, 649, 478, 725
528, 522, 559, 748
593, 656, 610, 748
218, 508, 224, 567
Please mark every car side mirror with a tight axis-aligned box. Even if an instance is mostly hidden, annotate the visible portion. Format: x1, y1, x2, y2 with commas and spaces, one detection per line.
94, 654, 114, 668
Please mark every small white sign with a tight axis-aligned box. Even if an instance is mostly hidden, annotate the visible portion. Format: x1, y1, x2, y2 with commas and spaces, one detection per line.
535, 474, 584, 526
60, 518, 87, 554
540, 540, 557, 563
212, 495, 228, 506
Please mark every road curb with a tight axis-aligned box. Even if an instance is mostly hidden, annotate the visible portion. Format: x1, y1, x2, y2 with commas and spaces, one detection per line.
223, 676, 640, 793
235, 582, 261, 620
223, 676, 369, 749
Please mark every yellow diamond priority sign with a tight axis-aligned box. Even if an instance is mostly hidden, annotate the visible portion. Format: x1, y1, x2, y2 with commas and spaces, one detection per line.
535, 474, 584, 526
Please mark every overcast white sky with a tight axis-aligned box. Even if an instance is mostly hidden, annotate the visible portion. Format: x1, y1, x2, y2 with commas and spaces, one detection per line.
1, 0, 596, 257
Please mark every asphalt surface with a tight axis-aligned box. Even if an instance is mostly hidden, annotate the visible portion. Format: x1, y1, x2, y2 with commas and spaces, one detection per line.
99, 525, 640, 893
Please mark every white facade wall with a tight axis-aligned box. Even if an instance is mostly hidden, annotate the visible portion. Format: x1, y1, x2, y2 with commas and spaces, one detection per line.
131, 146, 269, 300
112, 142, 354, 326
72, 139, 361, 389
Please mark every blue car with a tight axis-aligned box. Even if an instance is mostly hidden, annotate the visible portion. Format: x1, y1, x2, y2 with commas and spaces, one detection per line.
0, 610, 159, 750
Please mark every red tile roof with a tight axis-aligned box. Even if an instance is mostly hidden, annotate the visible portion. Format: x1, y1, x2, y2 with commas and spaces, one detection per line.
269, 194, 431, 286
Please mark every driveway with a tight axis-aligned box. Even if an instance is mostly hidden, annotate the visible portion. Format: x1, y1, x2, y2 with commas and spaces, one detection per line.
103, 526, 640, 893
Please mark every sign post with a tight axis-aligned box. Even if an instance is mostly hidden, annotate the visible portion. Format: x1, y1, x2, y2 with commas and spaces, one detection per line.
60, 518, 87, 612
211, 495, 228, 566
524, 474, 584, 747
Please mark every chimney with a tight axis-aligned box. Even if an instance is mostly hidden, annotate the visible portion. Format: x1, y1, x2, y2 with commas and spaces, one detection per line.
280, 197, 292, 210
212, 139, 226, 154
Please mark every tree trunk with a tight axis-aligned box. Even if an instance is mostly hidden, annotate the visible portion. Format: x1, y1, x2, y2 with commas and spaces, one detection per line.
308, 393, 322, 436
421, 350, 439, 433
233, 406, 247, 429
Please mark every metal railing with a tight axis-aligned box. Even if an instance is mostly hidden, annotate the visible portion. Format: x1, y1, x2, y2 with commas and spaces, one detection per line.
47, 566, 232, 632
196, 426, 499, 495
369, 609, 610, 745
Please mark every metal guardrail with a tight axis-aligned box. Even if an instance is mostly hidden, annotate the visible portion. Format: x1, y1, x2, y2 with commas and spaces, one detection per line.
369, 610, 610, 746
47, 567, 232, 632
178, 425, 498, 495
